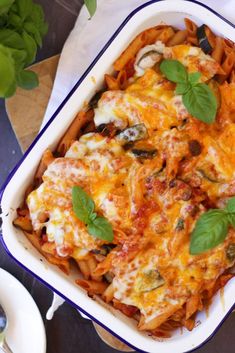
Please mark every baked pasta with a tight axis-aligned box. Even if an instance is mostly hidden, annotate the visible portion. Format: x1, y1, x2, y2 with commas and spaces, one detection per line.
14, 19, 235, 337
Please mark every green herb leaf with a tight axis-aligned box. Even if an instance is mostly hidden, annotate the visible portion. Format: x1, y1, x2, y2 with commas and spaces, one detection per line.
0, 44, 15, 98
10, 47, 27, 65
16, 0, 32, 20
226, 197, 235, 213
17, 69, 38, 89
175, 82, 191, 95
72, 186, 95, 224
0, 29, 25, 49
8, 11, 22, 29
0, 13, 8, 27
227, 214, 235, 228
88, 217, 114, 242
183, 83, 217, 124
0, 0, 14, 15
24, 21, 42, 47
22, 30, 37, 64
190, 209, 229, 255
72, 186, 113, 242
160, 59, 188, 83
30, 4, 48, 36
188, 72, 201, 85
84, 0, 97, 18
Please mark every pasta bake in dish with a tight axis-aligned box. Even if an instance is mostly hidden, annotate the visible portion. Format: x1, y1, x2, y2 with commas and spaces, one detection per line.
14, 18, 235, 338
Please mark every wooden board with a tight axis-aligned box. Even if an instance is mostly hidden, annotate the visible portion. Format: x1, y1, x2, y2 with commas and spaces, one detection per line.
5, 55, 134, 352
5, 54, 60, 152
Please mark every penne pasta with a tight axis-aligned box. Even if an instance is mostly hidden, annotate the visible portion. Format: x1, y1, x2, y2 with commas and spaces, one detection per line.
138, 304, 182, 331
87, 257, 103, 282
93, 253, 113, 276
117, 70, 128, 90
102, 283, 115, 303
13, 216, 33, 232
34, 149, 54, 186
14, 17, 235, 339
167, 29, 188, 46
184, 18, 198, 45
184, 317, 196, 331
187, 36, 198, 45
212, 36, 224, 63
112, 299, 139, 317
76, 279, 108, 295
230, 69, 235, 83
217, 51, 235, 83
157, 27, 175, 44
185, 295, 201, 320
104, 74, 119, 90
77, 260, 91, 280
114, 27, 165, 71
57, 110, 94, 156
24, 231, 70, 274
223, 38, 235, 55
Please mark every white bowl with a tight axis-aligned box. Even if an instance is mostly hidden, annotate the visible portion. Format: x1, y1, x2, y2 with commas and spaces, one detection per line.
1, 1, 235, 352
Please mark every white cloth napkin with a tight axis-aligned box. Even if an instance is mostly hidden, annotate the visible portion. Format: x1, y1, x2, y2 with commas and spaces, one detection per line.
45, 0, 235, 320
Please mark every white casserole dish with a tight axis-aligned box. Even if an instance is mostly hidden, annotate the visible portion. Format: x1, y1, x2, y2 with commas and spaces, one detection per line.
1, 1, 235, 352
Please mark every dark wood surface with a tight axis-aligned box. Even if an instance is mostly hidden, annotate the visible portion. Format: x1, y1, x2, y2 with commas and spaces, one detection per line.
0, 1, 235, 352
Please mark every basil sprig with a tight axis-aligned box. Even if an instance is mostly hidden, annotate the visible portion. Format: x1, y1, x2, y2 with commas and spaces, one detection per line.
72, 186, 113, 242
190, 197, 235, 255
0, 0, 48, 98
160, 59, 217, 124
84, 0, 97, 17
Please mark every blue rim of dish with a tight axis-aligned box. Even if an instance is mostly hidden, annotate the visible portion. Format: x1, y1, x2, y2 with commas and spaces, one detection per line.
0, 1, 235, 352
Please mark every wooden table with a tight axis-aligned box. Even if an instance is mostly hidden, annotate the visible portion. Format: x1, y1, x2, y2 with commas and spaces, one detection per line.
1, 1, 235, 353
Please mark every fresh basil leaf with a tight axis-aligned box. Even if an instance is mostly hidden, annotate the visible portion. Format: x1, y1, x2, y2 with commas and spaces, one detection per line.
17, 69, 38, 89
188, 72, 201, 85
30, 3, 43, 23
16, 0, 32, 20
160, 59, 188, 83
38, 21, 48, 36
0, 13, 8, 27
175, 82, 191, 95
8, 11, 22, 29
30, 4, 48, 36
10, 2, 17, 13
227, 214, 235, 228
183, 83, 217, 124
87, 216, 113, 242
0, 29, 25, 49
24, 21, 42, 47
0, 45, 15, 98
22, 30, 36, 64
0, 0, 14, 15
190, 209, 228, 255
90, 212, 97, 221
10, 47, 27, 64
72, 186, 95, 224
226, 197, 235, 213
9, 48, 27, 76
84, 0, 97, 17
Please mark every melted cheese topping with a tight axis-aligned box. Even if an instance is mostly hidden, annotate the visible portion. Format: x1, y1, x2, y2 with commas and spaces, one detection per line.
164, 44, 219, 81
27, 42, 235, 327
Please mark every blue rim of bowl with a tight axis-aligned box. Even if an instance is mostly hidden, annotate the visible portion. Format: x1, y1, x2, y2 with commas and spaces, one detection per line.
0, 1, 235, 352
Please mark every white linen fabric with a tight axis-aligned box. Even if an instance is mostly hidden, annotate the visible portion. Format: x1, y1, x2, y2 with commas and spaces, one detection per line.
45, 0, 235, 319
